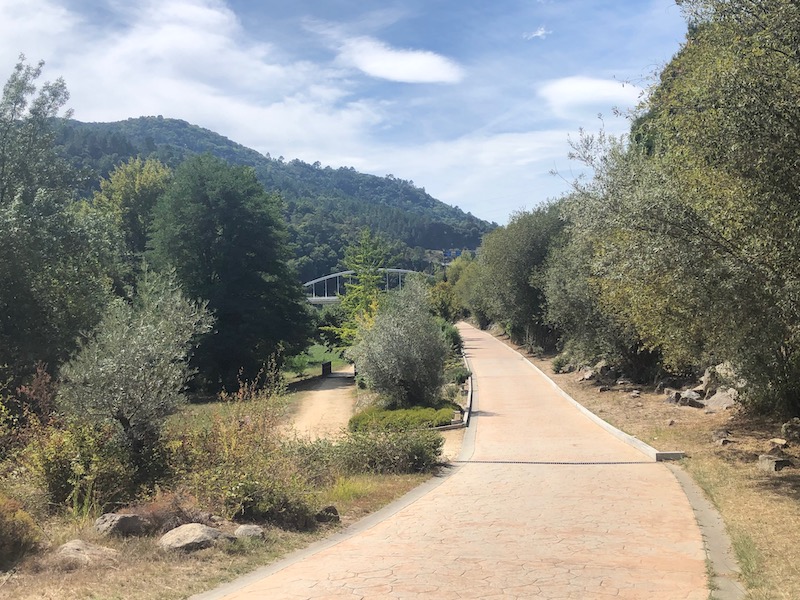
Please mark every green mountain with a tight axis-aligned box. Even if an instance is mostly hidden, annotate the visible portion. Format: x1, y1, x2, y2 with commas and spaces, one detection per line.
56, 116, 495, 281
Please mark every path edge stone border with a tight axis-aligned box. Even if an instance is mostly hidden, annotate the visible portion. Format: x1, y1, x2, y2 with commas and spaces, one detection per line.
666, 464, 746, 600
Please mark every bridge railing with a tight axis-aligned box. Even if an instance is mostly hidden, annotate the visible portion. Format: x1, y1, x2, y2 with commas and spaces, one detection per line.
303, 268, 421, 304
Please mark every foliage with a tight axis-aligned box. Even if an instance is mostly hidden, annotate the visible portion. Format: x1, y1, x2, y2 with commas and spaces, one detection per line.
348, 405, 456, 432
0, 58, 113, 383
0, 493, 39, 570
437, 318, 464, 353
334, 429, 443, 474
54, 117, 495, 282
148, 154, 311, 389
0, 55, 74, 206
57, 268, 212, 482
460, 204, 564, 347
23, 419, 134, 514
326, 229, 389, 348
348, 278, 448, 408
168, 388, 316, 528
429, 281, 460, 322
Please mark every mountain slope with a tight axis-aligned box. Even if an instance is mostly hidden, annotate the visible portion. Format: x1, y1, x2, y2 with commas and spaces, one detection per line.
56, 117, 495, 280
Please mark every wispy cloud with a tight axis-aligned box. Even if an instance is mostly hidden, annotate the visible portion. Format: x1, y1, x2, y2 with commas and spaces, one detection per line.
337, 36, 465, 84
538, 76, 643, 120
523, 26, 552, 40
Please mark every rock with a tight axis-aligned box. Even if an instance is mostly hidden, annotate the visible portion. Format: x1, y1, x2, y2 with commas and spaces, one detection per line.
767, 438, 789, 456
634, 402, 644, 408
598, 385, 611, 392
616, 377, 633, 386
758, 454, 792, 473
55, 540, 118, 569
158, 523, 235, 552
667, 419, 676, 427
234, 524, 264, 539
665, 390, 705, 408
781, 417, 800, 442
712, 429, 732, 442
705, 388, 738, 410
629, 390, 641, 398
577, 368, 595, 382
315, 505, 340, 523
94, 513, 151, 537
210, 515, 225, 524
716, 438, 735, 446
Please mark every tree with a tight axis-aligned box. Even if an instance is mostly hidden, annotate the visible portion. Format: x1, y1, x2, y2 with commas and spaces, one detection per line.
0, 55, 74, 205
92, 157, 171, 257
324, 228, 389, 348
0, 58, 112, 384
469, 203, 564, 350
148, 154, 311, 389
348, 278, 447, 408
57, 269, 213, 479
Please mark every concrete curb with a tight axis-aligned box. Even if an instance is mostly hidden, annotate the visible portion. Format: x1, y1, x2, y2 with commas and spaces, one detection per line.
666, 464, 746, 600
495, 340, 684, 462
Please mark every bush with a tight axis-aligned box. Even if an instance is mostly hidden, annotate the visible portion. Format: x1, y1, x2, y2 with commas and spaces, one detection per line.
0, 493, 39, 570
348, 279, 448, 408
57, 268, 212, 486
335, 429, 443, 474
437, 318, 464, 352
348, 406, 455, 432
444, 361, 471, 385
24, 420, 135, 514
168, 391, 317, 529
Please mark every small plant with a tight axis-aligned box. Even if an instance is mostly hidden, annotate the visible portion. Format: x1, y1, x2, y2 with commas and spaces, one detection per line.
285, 353, 310, 379
349, 405, 456, 432
0, 492, 40, 570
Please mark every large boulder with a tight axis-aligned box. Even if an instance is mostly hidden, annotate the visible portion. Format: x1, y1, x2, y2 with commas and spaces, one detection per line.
234, 524, 264, 539
704, 387, 739, 411
95, 513, 151, 537
158, 523, 234, 552
55, 540, 118, 569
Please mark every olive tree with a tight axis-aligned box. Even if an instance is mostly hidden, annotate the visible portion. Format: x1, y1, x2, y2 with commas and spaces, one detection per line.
348, 278, 447, 408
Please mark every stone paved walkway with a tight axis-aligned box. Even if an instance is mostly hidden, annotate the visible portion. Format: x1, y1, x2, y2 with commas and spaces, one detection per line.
195, 323, 707, 599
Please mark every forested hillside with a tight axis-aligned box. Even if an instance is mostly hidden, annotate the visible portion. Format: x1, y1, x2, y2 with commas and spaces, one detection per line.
55, 117, 495, 281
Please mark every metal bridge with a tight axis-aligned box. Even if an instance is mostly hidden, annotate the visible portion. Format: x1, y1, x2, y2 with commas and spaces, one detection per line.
303, 268, 419, 304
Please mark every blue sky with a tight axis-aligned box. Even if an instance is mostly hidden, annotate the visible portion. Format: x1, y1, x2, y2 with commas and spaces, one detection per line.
0, 0, 687, 223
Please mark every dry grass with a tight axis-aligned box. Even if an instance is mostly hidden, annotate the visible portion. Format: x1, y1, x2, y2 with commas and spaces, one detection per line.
0, 474, 426, 600
517, 344, 800, 600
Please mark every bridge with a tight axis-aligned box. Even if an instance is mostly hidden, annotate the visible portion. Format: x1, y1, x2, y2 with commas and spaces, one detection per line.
303, 268, 420, 304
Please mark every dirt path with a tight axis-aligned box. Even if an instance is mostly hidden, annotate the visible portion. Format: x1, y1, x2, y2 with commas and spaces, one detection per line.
290, 367, 357, 438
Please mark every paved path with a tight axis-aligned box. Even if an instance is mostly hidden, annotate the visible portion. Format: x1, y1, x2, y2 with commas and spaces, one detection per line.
196, 323, 707, 599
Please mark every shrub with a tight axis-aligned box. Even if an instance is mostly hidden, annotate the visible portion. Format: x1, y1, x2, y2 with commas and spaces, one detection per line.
336, 429, 443, 474
0, 493, 39, 570
444, 361, 471, 385
348, 406, 455, 432
348, 279, 448, 408
57, 268, 212, 486
24, 420, 135, 514
437, 318, 463, 353
168, 392, 317, 529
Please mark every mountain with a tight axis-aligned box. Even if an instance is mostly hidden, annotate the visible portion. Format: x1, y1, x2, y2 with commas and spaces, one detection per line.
55, 117, 495, 281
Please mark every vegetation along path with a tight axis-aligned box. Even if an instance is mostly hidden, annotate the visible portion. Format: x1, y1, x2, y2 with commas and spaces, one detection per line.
195, 323, 707, 599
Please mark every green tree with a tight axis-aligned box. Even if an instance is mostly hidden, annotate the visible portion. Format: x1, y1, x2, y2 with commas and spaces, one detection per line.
349, 278, 447, 408
0, 55, 74, 205
148, 154, 311, 389
57, 269, 213, 480
470, 203, 564, 350
0, 58, 112, 384
326, 229, 389, 347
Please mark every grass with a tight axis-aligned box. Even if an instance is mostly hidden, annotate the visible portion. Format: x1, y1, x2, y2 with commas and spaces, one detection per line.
284, 344, 347, 381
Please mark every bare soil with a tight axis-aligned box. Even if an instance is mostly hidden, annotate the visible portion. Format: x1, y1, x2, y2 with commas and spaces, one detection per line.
288, 367, 357, 438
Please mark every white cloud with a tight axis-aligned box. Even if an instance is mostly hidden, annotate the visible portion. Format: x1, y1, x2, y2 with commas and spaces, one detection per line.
538, 76, 643, 120
337, 36, 465, 84
523, 27, 552, 40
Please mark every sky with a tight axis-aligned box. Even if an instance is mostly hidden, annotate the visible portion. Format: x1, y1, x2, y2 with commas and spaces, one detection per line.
0, 0, 688, 224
